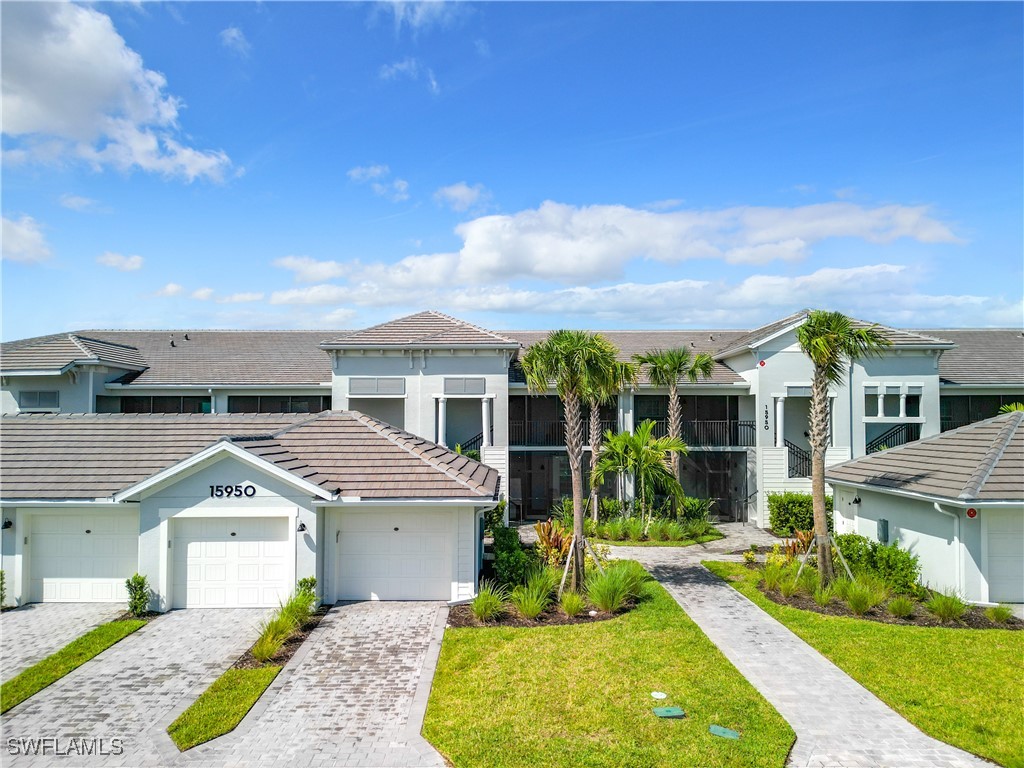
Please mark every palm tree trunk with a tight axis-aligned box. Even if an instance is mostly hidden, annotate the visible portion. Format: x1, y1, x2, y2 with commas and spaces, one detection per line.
589, 406, 601, 521
809, 371, 835, 583
563, 392, 586, 590
668, 379, 681, 480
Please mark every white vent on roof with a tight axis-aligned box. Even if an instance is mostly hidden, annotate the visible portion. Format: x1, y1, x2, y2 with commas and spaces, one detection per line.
349, 377, 406, 396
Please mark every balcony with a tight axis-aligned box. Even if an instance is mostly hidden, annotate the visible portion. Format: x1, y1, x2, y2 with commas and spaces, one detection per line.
509, 419, 755, 447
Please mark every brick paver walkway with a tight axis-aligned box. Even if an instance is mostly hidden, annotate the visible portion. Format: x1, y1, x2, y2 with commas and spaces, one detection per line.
1, 609, 268, 766
1, 602, 124, 682
613, 536, 991, 768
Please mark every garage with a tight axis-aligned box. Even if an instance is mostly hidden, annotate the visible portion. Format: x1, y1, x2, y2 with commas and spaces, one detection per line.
987, 511, 1024, 603
172, 517, 291, 608
29, 512, 138, 602
336, 510, 453, 601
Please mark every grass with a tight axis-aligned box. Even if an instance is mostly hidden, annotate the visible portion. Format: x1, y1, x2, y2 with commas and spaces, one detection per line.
1, 619, 146, 713
705, 561, 1024, 768
592, 531, 723, 547
424, 576, 794, 768
167, 667, 280, 751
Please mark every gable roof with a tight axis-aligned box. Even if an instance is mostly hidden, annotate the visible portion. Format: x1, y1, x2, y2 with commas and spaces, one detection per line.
825, 411, 1024, 503
322, 311, 519, 349
713, 310, 956, 358
0, 412, 499, 502
924, 329, 1024, 386
1, 333, 147, 374
507, 330, 748, 386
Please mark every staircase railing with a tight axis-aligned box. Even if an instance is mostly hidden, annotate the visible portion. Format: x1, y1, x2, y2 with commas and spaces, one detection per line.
784, 439, 812, 478
459, 428, 493, 453
866, 423, 921, 454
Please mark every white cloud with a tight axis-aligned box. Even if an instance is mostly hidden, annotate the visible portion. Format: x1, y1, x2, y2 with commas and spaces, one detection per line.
273, 255, 348, 283
377, 1, 463, 35
434, 181, 489, 212
347, 164, 390, 182
217, 292, 264, 304
191, 287, 214, 300
97, 251, 143, 271
378, 57, 440, 94
644, 199, 684, 211
269, 285, 350, 306
371, 178, 410, 202
2, 3, 232, 182
219, 26, 251, 57
155, 282, 183, 297
1, 215, 51, 263
347, 164, 409, 201
59, 193, 100, 211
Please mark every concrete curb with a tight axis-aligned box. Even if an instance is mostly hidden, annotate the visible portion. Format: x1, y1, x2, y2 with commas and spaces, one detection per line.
401, 603, 449, 760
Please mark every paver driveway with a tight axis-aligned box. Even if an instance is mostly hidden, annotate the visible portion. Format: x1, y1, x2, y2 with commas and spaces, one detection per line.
1, 608, 268, 767
1, 603, 124, 682
187, 601, 448, 768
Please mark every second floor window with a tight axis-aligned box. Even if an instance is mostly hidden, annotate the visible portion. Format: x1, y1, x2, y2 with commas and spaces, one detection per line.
19, 390, 59, 410
227, 395, 332, 413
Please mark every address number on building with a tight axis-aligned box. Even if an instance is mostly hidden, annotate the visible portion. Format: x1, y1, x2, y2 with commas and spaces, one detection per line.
209, 484, 257, 498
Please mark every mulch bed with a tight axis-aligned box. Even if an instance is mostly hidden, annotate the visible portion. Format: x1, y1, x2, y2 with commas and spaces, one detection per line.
752, 582, 1023, 630
233, 605, 331, 670
447, 602, 625, 628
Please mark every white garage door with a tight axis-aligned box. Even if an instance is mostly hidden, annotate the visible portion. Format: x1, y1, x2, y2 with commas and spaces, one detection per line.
987, 511, 1024, 603
336, 510, 452, 601
173, 517, 291, 608
30, 512, 138, 602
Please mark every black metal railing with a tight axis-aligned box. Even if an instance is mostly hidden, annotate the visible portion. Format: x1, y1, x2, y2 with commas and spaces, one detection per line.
459, 428, 493, 453
509, 419, 755, 447
866, 423, 922, 453
940, 419, 972, 433
508, 420, 616, 447
785, 439, 812, 478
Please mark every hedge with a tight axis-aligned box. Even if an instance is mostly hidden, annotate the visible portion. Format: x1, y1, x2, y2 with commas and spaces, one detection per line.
767, 491, 833, 536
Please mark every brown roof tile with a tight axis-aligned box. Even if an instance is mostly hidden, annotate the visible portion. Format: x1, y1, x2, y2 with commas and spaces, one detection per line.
1, 333, 147, 373
927, 329, 1024, 386
323, 311, 519, 348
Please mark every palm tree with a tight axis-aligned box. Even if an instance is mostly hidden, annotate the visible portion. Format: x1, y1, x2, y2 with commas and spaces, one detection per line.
592, 420, 688, 526
998, 402, 1024, 413
585, 361, 638, 521
633, 347, 715, 482
521, 331, 621, 589
796, 310, 890, 583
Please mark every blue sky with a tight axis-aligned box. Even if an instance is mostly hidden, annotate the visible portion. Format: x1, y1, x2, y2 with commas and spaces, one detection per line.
2, 1, 1021, 340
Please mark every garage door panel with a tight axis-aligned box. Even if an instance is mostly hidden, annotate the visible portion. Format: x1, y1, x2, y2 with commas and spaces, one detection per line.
987, 511, 1023, 604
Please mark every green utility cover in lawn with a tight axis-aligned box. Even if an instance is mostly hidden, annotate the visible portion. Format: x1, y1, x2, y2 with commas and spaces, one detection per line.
653, 707, 686, 719
709, 725, 741, 740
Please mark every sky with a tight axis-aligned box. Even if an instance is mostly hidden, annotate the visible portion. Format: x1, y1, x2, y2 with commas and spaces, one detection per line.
2, 1, 1022, 341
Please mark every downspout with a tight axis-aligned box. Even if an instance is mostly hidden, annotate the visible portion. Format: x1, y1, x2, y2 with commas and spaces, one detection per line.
848, 364, 855, 459
932, 503, 962, 596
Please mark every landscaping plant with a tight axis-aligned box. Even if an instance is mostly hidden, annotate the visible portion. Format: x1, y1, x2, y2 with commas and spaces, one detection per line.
767, 491, 834, 537
484, 500, 507, 534
984, 604, 1014, 625
471, 581, 508, 622
887, 595, 916, 619
844, 581, 882, 616
510, 582, 551, 619
812, 584, 833, 607
296, 576, 317, 598
779, 576, 799, 599
493, 526, 531, 586
251, 614, 293, 663
125, 573, 151, 617
0, 569, 6, 607
534, 518, 571, 567
586, 567, 631, 613
742, 549, 757, 565
663, 521, 686, 541
926, 592, 968, 623
559, 590, 586, 617
761, 562, 788, 592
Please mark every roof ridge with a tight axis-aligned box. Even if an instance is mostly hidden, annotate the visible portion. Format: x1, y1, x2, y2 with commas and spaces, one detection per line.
349, 410, 489, 494
67, 334, 96, 359
422, 310, 519, 345
958, 411, 1023, 500
72, 334, 143, 352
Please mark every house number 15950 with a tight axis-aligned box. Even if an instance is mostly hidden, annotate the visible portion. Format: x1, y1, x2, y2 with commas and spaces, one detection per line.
209, 484, 257, 498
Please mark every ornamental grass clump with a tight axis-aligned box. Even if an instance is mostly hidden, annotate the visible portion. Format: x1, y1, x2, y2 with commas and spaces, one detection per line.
603, 519, 626, 541
625, 518, 645, 542
984, 604, 1014, 625
926, 592, 968, 623
664, 521, 686, 541
560, 590, 586, 617
779, 576, 799, 599
887, 595, 916, 619
831, 577, 854, 602
760, 562, 787, 592
812, 584, 833, 607
646, 519, 668, 542
251, 614, 294, 662
471, 581, 508, 622
586, 567, 631, 613
796, 566, 819, 596
511, 582, 551, 619
607, 560, 652, 601
845, 581, 884, 616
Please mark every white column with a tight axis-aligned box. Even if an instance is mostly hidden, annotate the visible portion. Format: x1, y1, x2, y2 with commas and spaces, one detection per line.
877, 392, 885, 418
437, 397, 447, 447
481, 397, 491, 448
775, 396, 786, 448
899, 392, 907, 418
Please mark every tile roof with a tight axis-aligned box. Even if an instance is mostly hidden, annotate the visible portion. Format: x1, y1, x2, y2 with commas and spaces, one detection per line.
0, 412, 499, 501
825, 411, 1024, 503
1, 333, 147, 373
928, 329, 1024, 386
323, 311, 519, 348
506, 330, 748, 386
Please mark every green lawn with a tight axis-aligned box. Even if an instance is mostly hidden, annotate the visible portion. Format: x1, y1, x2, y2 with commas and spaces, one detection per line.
1, 619, 146, 713
167, 666, 281, 751
592, 532, 723, 547
705, 561, 1024, 768
424, 579, 794, 768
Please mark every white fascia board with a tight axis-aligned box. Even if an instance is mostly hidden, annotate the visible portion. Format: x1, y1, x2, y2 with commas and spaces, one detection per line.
824, 478, 1022, 508
939, 383, 1024, 390
749, 320, 807, 350
323, 343, 520, 351
113, 441, 335, 502
1, 369, 66, 377
0, 499, 139, 507
313, 497, 495, 508
104, 383, 329, 390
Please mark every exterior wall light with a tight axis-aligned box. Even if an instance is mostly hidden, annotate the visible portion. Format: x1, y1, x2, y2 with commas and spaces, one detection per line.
297, 522, 308, 532
1, 518, 12, 530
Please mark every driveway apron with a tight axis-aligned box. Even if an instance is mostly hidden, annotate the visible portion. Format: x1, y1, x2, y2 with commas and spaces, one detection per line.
1, 608, 268, 767
1, 603, 124, 683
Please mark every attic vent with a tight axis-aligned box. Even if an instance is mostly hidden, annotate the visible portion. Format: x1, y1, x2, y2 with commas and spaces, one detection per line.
444, 377, 486, 395
349, 377, 405, 396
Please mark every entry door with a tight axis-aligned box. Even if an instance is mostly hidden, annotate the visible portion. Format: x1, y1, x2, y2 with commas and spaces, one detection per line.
336, 510, 452, 600
30, 513, 139, 602
173, 517, 291, 608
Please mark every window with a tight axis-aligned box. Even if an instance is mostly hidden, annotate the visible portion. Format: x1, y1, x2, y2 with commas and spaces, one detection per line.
443, 377, 486, 395
348, 377, 405, 396
102, 395, 212, 414
226, 395, 331, 413
18, 390, 59, 410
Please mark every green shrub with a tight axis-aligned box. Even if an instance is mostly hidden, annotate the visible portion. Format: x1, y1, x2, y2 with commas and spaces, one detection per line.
526, 565, 561, 599
493, 527, 531, 586
742, 549, 757, 565
600, 498, 623, 520
887, 595, 916, 619
602, 519, 626, 541
0, 569, 6, 607
927, 592, 967, 623
856, 573, 890, 605
796, 567, 819, 595
831, 577, 854, 601
761, 562, 787, 592
586, 568, 631, 613
583, 518, 598, 538
625, 518, 645, 542
682, 518, 715, 540
646, 519, 668, 541
834, 533, 874, 573
251, 614, 293, 662
510, 582, 551, 619
664, 521, 686, 541
471, 581, 508, 622
779, 577, 799, 599
871, 543, 921, 595
606, 560, 651, 600
296, 576, 317, 598
484, 500, 507, 533
812, 584, 833, 607
560, 590, 586, 617
679, 496, 716, 521
279, 592, 315, 629
985, 604, 1015, 624
767, 492, 833, 536
125, 573, 151, 617
845, 581, 883, 616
